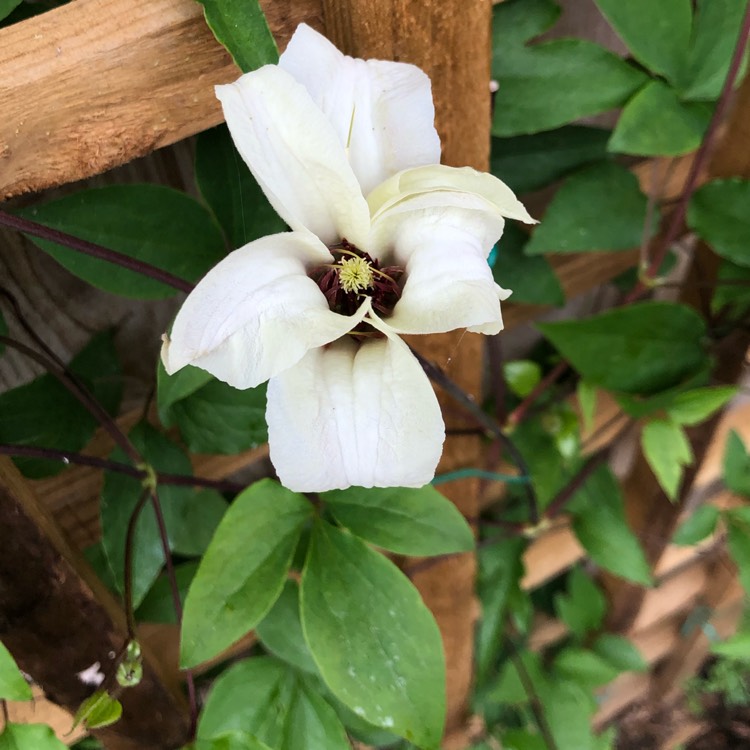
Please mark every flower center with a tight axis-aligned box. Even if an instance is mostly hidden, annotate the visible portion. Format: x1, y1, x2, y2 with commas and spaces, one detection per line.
338, 256, 374, 293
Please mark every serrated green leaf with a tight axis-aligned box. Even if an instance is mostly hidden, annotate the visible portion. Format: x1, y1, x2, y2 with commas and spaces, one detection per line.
17, 186, 225, 298
592, 634, 647, 672
666, 387, 736, 426
195, 125, 286, 248
711, 632, 750, 661
0, 642, 31, 701
552, 647, 621, 688
490, 126, 611, 194
301, 521, 445, 748
323, 485, 474, 556
554, 567, 607, 639
592, 0, 691, 82
196, 0, 278, 73
503, 361, 542, 399
577, 381, 598, 434
492, 225, 565, 306
712, 259, 750, 315
642, 419, 693, 500
724, 431, 750, 497
538, 302, 708, 396
688, 179, 750, 267
609, 81, 712, 156
181, 480, 311, 667
0, 332, 121, 478
72, 690, 122, 731
0, 723, 68, 750
198, 657, 350, 750
569, 466, 653, 585
725, 507, 750, 594
525, 162, 649, 254
673, 504, 720, 546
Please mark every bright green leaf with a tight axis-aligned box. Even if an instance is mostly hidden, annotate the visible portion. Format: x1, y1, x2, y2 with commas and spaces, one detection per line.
136, 562, 198, 624
500, 730, 547, 750
725, 507, 750, 594
195, 125, 286, 248
552, 647, 621, 688
301, 521, 445, 748
540, 680, 599, 750
538, 302, 709, 395
688, 179, 750, 267
592, 634, 647, 672
554, 567, 607, 639
0, 724, 67, 750
577, 380, 598, 434
667, 387, 736, 425
673, 504, 720, 546
592, 0, 691, 82
195, 731, 275, 750
17, 186, 225, 298
609, 81, 712, 156
196, 0, 278, 73
181, 480, 311, 667
642, 419, 693, 500
724, 431, 750, 497
71, 690, 122, 730
323, 485, 474, 556
503, 361, 542, 399
490, 126, 611, 194
525, 162, 649, 254
0, 642, 31, 701
712, 259, 750, 314
711, 632, 750, 661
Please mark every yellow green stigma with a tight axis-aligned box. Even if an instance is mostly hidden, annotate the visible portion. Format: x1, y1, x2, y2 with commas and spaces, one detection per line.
337, 256, 374, 293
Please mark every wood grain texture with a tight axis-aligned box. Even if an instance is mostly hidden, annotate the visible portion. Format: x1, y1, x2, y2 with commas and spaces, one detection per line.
0, 0, 323, 199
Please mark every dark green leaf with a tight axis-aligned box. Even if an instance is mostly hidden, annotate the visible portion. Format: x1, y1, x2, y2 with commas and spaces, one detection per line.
712, 259, 750, 315
552, 647, 620, 688
492, 225, 565, 306
503, 361, 542, 399
492, 0, 560, 48
195, 125, 286, 248
569, 466, 652, 585
488, 650, 546, 706
592, 0, 691, 82
198, 657, 350, 750
490, 126, 610, 194
17, 186, 225, 298
323, 485, 474, 556
538, 301, 709, 395
167, 488, 229, 557
725, 507, 750, 594
0, 0, 22, 22
181, 480, 312, 667
724, 431, 750, 496
642, 419, 692, 500
673, 504, 720, 546
592, 634, 647, 672
0, 642, 31, 701
301, 521, 445, 748
499, 730, 547, 750
0, 724, 67, 750
136, 562, 199, 624
525, 162, 649, 254
196, 0, 278, 73
256, 580, 318, 674
554, 567, 607, 639
711, 632, 750, 661
157, 362, 213, 420
0, 332, 121, 478
609, 81, 712, 156
666, 386, 736, 425
688, 179, 750, 267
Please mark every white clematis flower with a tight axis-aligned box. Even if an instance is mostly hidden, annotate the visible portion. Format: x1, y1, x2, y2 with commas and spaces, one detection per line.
161, 23, 534, 492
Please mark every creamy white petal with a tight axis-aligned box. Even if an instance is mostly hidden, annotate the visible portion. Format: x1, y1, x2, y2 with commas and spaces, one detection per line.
368, 164, 536, 225
267, 333, 444, 491
280, 24, 441, 196
216, 66, 370, 246
162, 232, 369, 389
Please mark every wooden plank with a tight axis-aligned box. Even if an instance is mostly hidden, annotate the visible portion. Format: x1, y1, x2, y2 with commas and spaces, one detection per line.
521, 522, 585, 590
0, 0, 323, 199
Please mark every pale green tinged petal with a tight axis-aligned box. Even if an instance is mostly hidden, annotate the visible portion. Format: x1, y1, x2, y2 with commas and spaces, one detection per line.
162, 233, 369, 390
216, 66, 370, 247
280, 24, 441, 196
266, 333, 444, 492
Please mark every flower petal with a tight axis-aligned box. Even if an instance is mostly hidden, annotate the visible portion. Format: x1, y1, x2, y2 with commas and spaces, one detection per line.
267, 333, 444, 491
279, 24, 441, 196
162, 232, 368, 389
216, 65, 370, 246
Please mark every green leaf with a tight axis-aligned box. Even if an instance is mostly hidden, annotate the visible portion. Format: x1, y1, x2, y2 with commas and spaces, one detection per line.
525, 162, 649, 254
195, 732, 275, 750
0, 0, 22, 23
680, 0, 749, 101
538, 301, 709, 395
492, 0, 560, 48
552, 647, 621, 688
592, 0, 691, 82
540, 680, 599, 750
0, 724, 68, 750
17, 186, 225, 298
667, 386, 736, 425
592, 634, 647, 672
490, 126, 611, 194
725, 507, 750, 594
577, 380, 598, 434
711, 632, 750, 661
724, 431, 750, 496
198, 657, 350, 750
642, 419, 693, 500
196, 0, 278, 73
488, 651, 546, 706
503, 361, 542, 399
181, 480, 312, 667
157, 362, 213, 420
0, 642, 31, 701
301, 521, 446, 748
71, 690, 122, 731
0, 332, 121, 478
195, 125, 286, 248
673, 504, 720, 546
688, 179, 750, 267
136, 562, 198, 624
256, 580, 318, 674
712, 259, 750, 315
569, 466, 653, 585
492, 225, 565, 306
323, 485, 474, 556
609, 81, 712, 157
500, 730, 547, 750
554, 567, 607, 639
